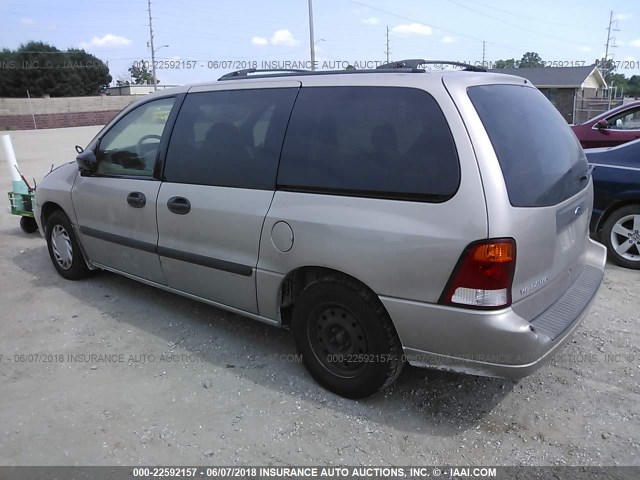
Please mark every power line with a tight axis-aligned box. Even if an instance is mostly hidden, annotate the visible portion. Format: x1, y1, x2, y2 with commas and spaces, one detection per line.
348, 0, 531, 54
455, 0, 591, 30
446, 0, 587, 47
350, 0, 483, 43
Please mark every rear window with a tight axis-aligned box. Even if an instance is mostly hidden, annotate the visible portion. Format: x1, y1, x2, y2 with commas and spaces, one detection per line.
277, 86, 459, 201
468, 85, 589, 207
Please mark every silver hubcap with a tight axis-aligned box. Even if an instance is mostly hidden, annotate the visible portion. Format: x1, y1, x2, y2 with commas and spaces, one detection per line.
610, 214, 640, 262
51, 224, 73, 270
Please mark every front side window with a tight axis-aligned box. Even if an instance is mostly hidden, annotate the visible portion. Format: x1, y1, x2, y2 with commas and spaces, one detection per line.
607, 107, 640, 130
277, 86, 460, 201
96, 97, 175, 177
164, 88, 299, 189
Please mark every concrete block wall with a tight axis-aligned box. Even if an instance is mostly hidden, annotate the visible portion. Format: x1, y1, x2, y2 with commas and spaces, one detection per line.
0, 96, 139, 130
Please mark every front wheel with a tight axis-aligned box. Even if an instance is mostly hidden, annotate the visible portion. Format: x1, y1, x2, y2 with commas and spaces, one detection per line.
602, 205, 640, 270
45, 210, 91, 280
292, 275, 404, 399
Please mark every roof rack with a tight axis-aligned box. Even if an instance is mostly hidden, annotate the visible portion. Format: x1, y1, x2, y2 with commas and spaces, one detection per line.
377, 59, 486, 72
218, 68, 310, 80
216, 59, 485, 81
217, 67, 417, 81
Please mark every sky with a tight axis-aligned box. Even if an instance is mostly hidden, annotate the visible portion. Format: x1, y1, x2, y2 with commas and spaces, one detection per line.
1, 0, 640, 87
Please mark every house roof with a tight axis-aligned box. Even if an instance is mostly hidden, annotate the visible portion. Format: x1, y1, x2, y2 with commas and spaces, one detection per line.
488, 65, 606, 88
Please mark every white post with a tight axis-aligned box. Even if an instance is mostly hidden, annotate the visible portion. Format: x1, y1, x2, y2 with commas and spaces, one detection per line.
2, 135, 28, 211
26, 90, 37, 130
308, 0, 316, 71
2, 135, 24, 183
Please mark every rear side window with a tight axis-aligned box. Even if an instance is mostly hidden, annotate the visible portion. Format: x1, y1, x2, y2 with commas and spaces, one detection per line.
164, 88, 298, 189
468, 85, 589, 207
278, 86, 459, 201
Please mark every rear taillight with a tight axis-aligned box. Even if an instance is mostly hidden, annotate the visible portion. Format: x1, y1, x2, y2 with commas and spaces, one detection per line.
439, 238, 516, 309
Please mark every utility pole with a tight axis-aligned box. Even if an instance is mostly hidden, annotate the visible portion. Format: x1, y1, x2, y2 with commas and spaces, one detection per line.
602, 11, 619, 77
603, 10, 620, 108
385, 26, 390, 64
308, 0, 316, 71
147, 0, 157, 91
482, 41, 486, 68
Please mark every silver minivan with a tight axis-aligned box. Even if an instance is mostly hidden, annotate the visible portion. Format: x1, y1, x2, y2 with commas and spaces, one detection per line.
35, 61, 607, 398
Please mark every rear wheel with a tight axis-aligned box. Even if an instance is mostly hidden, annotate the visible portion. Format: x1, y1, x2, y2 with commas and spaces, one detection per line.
45, 210, 91, 280
602, 205, 640, 270
292, 275, 404, 399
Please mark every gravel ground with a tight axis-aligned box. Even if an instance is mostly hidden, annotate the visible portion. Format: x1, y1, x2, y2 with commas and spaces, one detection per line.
0, 127, 638, 466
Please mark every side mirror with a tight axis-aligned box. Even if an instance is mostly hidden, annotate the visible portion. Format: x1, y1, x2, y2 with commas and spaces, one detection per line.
76, 148, 97, 174
595, 119, 608, 130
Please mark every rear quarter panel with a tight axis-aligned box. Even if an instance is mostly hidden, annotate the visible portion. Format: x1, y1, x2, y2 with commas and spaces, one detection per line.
590, 163, 640, 232
256, 73, 488, 323
443, 74, 595, 320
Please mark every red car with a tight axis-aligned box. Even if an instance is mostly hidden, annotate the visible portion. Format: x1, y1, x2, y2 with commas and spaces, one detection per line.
571, 101, 640, 148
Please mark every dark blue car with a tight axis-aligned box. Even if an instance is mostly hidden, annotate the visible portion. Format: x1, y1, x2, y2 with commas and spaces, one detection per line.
585, 138, 640, 269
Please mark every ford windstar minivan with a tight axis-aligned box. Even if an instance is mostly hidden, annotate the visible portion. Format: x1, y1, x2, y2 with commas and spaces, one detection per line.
35, 61, 606, 398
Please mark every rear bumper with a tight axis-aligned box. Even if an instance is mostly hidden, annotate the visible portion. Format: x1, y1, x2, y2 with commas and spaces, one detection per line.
381, 239, 607, 379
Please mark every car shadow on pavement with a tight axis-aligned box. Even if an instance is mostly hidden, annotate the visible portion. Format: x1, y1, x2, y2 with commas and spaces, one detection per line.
12, 245, 515, 436
2, 226, 41, 239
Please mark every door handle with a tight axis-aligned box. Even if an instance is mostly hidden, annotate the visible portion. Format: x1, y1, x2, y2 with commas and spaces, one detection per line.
167, 196, 191, 215
127, 191, 146, 208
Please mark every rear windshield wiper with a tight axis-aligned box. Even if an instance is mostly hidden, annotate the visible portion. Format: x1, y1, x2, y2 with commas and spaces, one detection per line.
580, 164, 595, 182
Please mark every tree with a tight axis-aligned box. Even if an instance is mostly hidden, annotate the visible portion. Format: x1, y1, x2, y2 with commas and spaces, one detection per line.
115, 72, 132, 87
493, 52, 544, 69
591, 59, 640, 98
626, 75, 640, 98
128, 59, 159, 85
519, 51, 544, 68
0, 41, 111, 97
607, 73, 628, 93
596, 58, 618, 83
594, 59, 639, 96
494, 58, 519, 68
65, 47, 112, 95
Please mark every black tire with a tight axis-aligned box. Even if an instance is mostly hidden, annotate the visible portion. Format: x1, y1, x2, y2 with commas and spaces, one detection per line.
45, 210, 91, 280
292, 275, 404, 399
601, 205, 640, 270
20, 216, 38, 233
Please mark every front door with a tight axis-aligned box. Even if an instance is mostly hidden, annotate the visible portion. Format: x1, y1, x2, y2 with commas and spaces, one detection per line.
72, 96, 176, 284
156, 82, 299, 313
